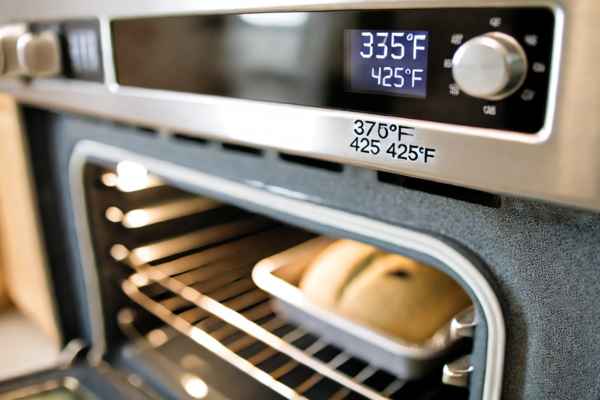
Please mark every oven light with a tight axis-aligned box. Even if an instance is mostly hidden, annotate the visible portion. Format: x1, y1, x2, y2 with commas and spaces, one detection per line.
181, 374, 209, 399
116, 160, 150, 192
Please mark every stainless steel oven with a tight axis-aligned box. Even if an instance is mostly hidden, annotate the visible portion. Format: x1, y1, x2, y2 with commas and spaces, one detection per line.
0, 1, 599, 400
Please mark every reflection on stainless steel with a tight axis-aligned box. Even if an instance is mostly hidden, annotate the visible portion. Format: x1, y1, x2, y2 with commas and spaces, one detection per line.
239, 13, 309, 28
442, 355, 474, 388
223, 12, 335, 105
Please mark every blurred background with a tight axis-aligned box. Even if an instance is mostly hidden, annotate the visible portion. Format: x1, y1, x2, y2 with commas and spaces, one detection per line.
0, 96, 60, 381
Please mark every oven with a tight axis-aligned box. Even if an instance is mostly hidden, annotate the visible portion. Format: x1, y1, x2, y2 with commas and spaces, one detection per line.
0, 1, 598, 400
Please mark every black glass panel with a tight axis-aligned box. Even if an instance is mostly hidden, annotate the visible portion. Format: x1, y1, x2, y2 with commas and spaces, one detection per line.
112, 8, 554, 133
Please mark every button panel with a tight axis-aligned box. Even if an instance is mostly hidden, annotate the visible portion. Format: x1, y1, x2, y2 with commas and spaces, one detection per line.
29, 19, 103, 82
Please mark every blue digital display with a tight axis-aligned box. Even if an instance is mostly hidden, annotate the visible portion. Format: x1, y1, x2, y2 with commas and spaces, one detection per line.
347, 30, 429, 98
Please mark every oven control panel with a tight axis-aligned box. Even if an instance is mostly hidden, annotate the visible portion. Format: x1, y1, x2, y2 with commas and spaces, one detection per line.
111, 8, 555, 133
0, 8, 556, 134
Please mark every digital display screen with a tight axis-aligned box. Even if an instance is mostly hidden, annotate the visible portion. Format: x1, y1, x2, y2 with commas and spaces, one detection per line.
347, 30, 429, 98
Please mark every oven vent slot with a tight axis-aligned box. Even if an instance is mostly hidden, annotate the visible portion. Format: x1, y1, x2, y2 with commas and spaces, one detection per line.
278, 153, 344, 173
377, 172, 501, 208
172, 133, 209, 146
136, 126, 158, 136
221, 142, 264, 157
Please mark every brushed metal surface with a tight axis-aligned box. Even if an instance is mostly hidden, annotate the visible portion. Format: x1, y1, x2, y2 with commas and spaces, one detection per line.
1, 0, 599, 212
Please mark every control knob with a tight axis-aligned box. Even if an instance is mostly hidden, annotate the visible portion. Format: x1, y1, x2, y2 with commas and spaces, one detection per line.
17, 31, 61, 77
452, 32, 528, 100
0, 28, 61, 77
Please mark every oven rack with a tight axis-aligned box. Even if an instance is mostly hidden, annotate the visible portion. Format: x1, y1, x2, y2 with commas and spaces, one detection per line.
119, 231, 413, 400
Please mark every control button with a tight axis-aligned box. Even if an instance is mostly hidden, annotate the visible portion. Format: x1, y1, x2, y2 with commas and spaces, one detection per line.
452, 32, 528, 100
0, 25, 27, 76
17, 31, 61, 77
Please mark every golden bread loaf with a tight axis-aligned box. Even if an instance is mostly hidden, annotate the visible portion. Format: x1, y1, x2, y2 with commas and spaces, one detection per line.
298, 239, 378, 308
337, 254, 471, 343
299, 240, 471, 343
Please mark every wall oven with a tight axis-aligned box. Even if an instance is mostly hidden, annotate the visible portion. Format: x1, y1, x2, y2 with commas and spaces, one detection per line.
0, 1, 599, 400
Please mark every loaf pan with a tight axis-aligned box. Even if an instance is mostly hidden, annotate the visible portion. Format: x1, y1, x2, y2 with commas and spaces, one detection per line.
252, 237, 468, 379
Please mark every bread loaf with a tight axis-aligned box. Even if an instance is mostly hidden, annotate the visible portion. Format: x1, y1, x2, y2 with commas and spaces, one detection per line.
299, 240, 471, 343
299, 239, 378, 308
337, 254, 471, 343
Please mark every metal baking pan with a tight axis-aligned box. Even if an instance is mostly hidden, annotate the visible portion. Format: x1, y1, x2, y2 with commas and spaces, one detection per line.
252, 237, 470, 379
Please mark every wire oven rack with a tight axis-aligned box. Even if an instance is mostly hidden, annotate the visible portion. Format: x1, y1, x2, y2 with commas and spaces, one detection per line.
118, 228, 460, 399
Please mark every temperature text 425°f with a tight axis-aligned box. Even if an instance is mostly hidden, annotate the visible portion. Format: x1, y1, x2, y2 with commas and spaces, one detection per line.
350, 119, 437, 164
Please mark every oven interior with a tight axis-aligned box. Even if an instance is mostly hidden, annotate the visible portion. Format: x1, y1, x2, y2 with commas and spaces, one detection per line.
79, 161, 480, 400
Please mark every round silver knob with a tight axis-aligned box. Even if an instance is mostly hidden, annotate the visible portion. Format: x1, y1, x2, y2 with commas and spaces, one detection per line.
452, 32, 528, 100
16, 31, 61, 77
0, 33, 25, 76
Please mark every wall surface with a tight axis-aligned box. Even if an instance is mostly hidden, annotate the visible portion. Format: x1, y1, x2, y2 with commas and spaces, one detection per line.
0, 96, 60, 342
